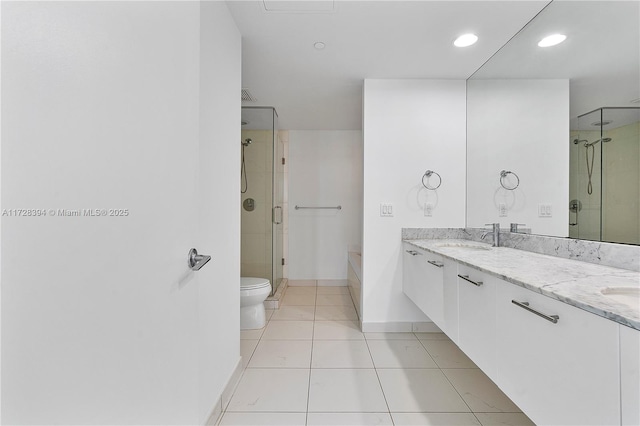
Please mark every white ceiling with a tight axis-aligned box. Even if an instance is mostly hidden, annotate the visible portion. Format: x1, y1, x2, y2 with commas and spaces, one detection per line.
228, 1, 550, 130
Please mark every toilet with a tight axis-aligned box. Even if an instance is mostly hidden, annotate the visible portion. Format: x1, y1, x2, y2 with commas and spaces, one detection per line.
240, 277, 272, 330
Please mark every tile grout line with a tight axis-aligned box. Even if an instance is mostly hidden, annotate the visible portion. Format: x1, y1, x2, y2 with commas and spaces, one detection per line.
414, 332, 477, 417
304, 283, 319, 425
362, 335, 395, 424
219, 325, 265, 422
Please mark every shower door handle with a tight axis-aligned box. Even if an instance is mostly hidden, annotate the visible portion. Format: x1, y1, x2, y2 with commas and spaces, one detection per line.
273, 206, 282, 225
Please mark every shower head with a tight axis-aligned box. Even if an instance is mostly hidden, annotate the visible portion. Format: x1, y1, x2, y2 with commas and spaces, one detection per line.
573, 138, 588, 145
242, 138, 252, 147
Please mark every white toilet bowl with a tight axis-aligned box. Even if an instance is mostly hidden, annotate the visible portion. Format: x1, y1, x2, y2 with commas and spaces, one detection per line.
240, 277, 271, 330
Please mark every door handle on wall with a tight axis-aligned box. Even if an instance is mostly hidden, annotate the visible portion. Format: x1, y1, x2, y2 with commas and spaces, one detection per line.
273, 206, 282, 225
188, 248, 211, 271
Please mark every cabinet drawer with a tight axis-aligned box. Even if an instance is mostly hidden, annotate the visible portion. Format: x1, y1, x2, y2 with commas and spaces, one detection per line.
402, 244, 445, 326
442, 259, 459, 342
496, 281, 620, 426
621, 325, 640, 426
457, 265, 496, 378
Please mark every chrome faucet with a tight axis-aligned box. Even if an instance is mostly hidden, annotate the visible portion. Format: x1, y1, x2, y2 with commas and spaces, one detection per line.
481, 223, 500, 247
510, 223, 526, 233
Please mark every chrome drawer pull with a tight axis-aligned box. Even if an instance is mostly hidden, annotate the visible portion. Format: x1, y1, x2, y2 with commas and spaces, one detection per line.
405, 250, 422, 256
458, 274, 483, 286
427, 260, 444, 268
512, 300, 559, 324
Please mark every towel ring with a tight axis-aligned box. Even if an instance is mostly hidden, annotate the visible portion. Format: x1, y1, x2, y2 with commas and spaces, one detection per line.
500, 170, 520, 190
422, 170, 442, 190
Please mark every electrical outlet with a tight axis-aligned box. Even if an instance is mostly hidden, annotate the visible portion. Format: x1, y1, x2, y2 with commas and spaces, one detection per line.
380, 203, 393, 217
425, 203, 433, 217
498, 203, 507, 217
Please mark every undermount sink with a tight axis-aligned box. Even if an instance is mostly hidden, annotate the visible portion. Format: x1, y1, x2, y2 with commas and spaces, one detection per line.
434, 242, 492, 251
601, 287, 640, 309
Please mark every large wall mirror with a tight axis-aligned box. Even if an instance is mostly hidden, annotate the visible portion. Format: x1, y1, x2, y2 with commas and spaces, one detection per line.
466, 1, 640, 245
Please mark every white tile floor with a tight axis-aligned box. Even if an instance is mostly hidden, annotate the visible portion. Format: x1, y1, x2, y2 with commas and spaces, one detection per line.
221, 282, 535, 426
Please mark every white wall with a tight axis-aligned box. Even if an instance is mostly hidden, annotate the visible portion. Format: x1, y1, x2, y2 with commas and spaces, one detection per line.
288, 130, 363, 280
362, 80, 467, 329
197, 2, 241, 424
2, 2, 240, 424
466, 79, 569, 237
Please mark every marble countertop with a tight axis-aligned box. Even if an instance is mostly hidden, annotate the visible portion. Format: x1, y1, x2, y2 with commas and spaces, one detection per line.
404, 239, 640, 331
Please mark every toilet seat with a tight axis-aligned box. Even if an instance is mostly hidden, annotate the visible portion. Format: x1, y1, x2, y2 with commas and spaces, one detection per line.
241, 277, 271, 291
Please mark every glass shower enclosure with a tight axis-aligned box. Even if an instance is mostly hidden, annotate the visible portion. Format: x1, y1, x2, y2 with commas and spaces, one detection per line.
240, 107, 284, 295
569, 107, 640, 244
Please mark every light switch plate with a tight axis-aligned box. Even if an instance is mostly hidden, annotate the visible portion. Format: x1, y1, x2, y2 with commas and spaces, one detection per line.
380, 203, 393, 217
538, 204, 553, 217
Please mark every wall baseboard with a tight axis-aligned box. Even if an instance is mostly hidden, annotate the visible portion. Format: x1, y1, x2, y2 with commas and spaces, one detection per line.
361, 321, 442, 333
205, 357, 244, 425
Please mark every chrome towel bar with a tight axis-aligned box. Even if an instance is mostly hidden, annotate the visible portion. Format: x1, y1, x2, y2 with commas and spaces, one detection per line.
295, 205, 342, 210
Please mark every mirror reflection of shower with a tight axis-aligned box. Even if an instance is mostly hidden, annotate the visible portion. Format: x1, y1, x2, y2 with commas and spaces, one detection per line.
569, 107, 639, 244
241, 138, 252, 194
572, 137, 613, 195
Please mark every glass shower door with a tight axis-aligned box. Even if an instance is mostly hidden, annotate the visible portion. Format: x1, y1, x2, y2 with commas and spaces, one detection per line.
272, 111, 284, 295
601, 107, 640, 244
240, 106, 283, 296
569, 109, 603, 241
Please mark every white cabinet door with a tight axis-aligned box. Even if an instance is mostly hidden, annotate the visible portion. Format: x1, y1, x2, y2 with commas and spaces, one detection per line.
403, 243, 429, 314
422, 252, 445, 327
457, 265, 496, 378
402, 243, 444, 326
496, 281, 620, 426
442, 259, 459, 342
621, 325, 640, 426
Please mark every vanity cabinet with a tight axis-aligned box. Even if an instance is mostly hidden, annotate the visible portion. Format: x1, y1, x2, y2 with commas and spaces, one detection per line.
495, 280, 620, 426
457, 265, 496, 379
402, 243, 444, 326
620, 325, 640, 426
441, 258, 459, 342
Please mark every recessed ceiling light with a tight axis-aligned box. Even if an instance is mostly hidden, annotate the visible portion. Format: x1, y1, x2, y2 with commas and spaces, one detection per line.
454, 33, 478, 47
314, 41, 326, 50
538, 34, 567, 47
